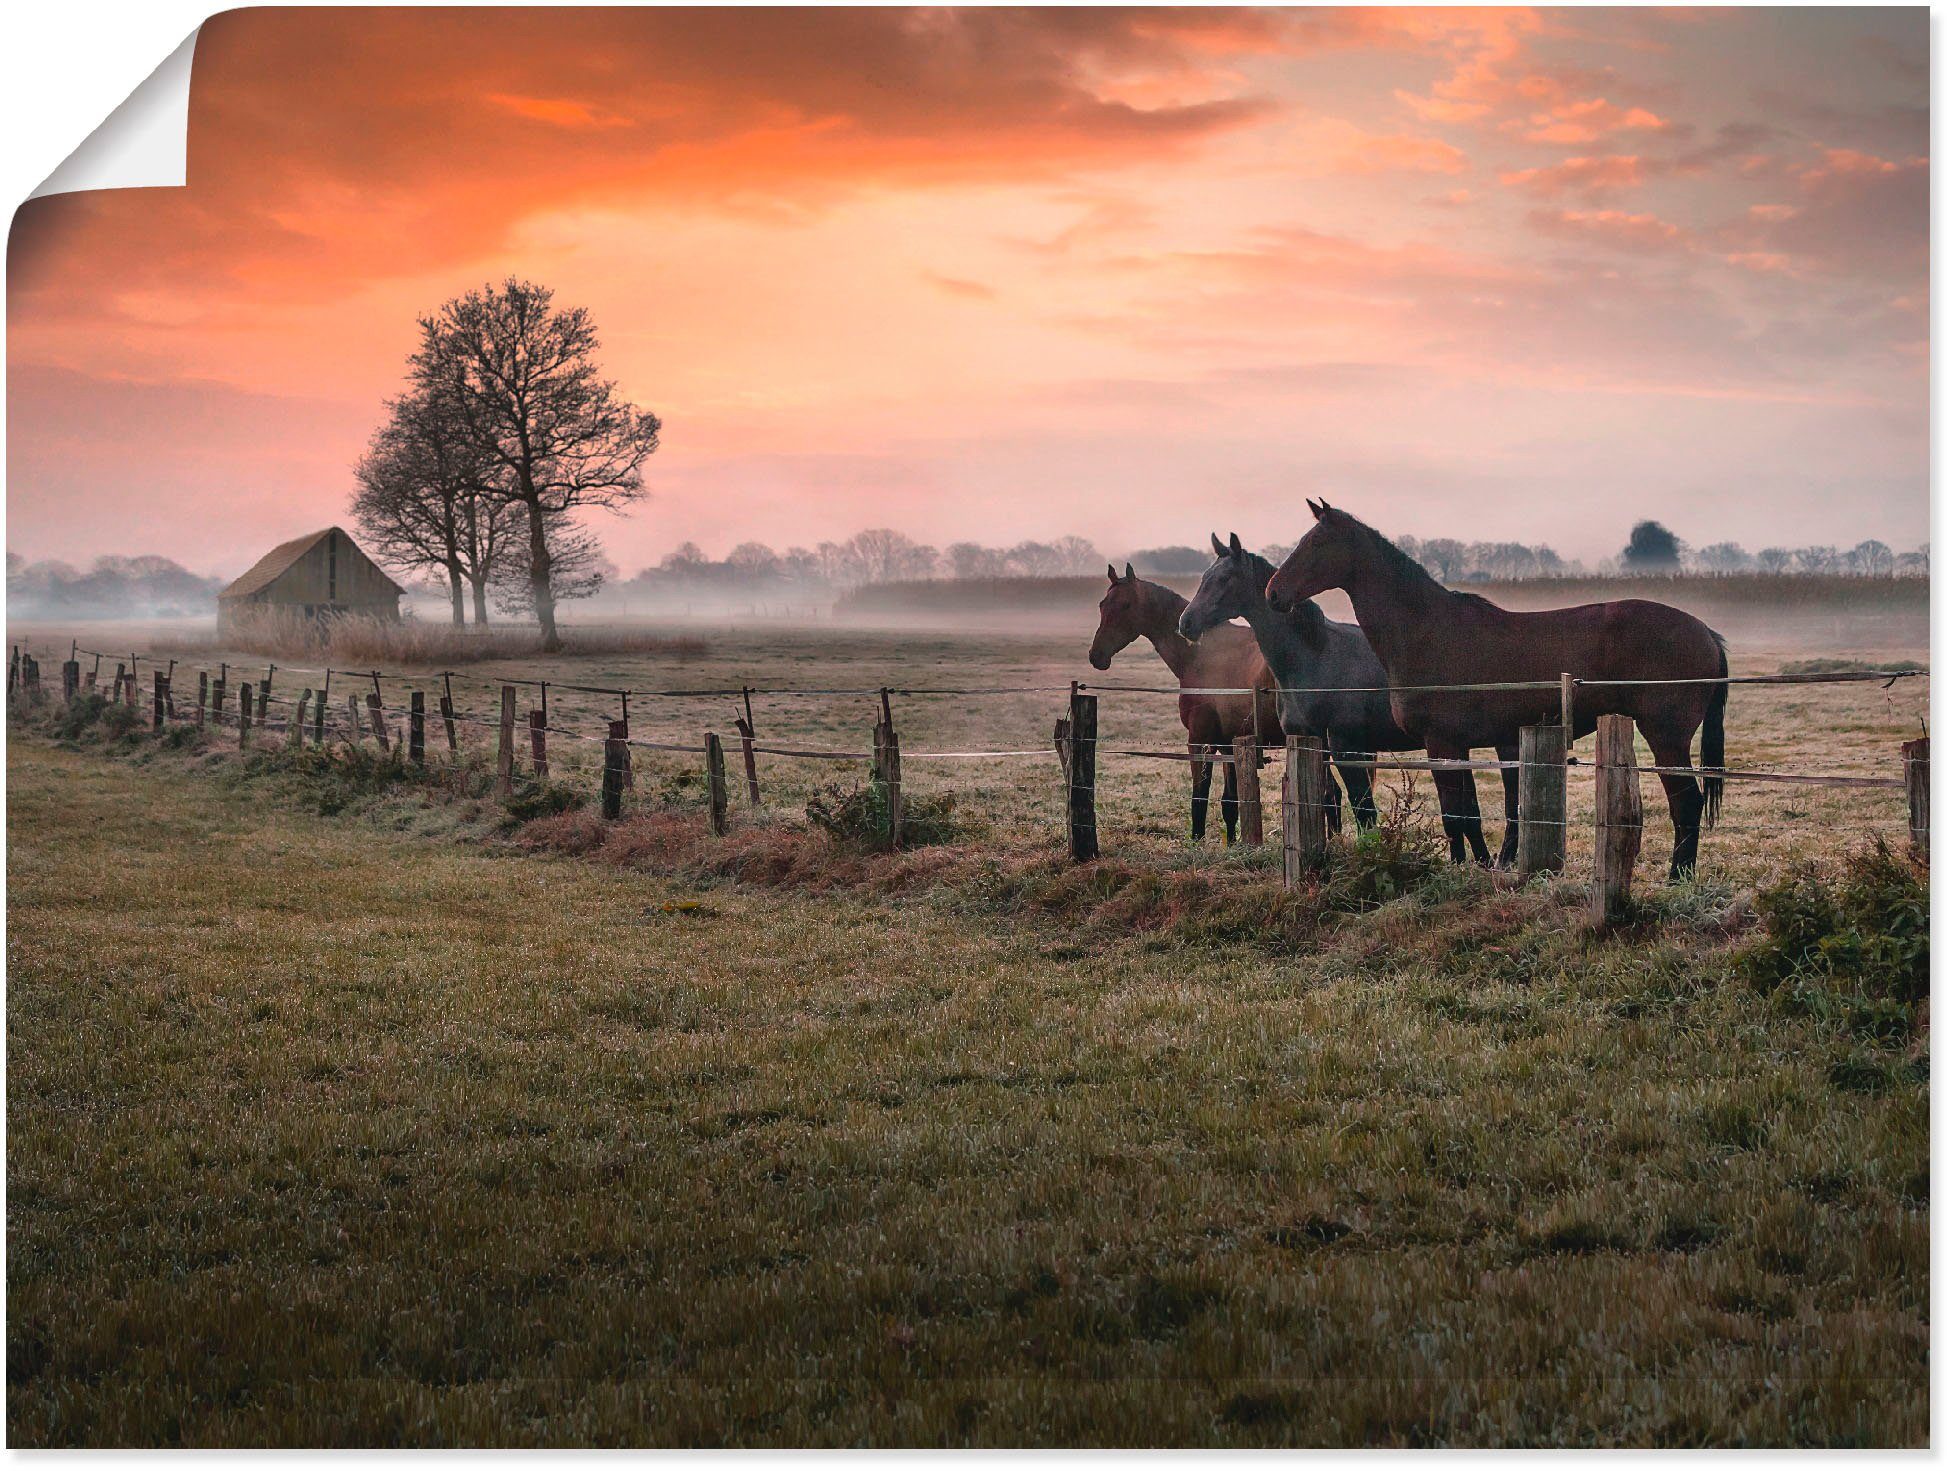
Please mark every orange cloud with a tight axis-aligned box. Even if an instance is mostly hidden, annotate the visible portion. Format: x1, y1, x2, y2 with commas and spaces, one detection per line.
1500, 154, 1646, 198
1528, 207, 1688, 253
486, 94, 635, 129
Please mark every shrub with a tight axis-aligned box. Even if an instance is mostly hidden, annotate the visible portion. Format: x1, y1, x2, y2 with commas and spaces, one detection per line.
1744, 838, 1928, 1037
1317, 777, 1446, 911
504, 778, 587, 823
804, 779, 962, 849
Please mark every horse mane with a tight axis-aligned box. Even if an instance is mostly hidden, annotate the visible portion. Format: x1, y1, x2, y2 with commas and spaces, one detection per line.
1244, 549, 1327, 648
1346, 514, 1500, 608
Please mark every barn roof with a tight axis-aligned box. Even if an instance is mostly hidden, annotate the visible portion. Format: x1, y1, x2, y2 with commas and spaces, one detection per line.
218, 527, 404, 600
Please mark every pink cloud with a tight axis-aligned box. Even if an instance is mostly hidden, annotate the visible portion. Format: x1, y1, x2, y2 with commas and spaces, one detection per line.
1500, 154, 1646, 198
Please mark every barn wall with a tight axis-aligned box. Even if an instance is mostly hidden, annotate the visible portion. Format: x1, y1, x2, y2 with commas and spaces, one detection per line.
219, 530, 401, 630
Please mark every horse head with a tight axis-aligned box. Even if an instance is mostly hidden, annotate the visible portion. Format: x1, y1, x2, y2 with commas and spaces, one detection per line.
1267, 499, 1362, 612
1178, 531, 1259, 640
1088, 561, 1143, 670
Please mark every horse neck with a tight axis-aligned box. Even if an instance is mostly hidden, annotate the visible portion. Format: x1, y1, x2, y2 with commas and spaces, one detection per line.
1342, 533, 1455, 672
1234, 562, 1321, 680
1134, 584, 1195, 677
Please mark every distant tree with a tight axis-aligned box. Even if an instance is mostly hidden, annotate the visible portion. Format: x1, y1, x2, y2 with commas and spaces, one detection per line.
1849, 539, 1893, 577
1048, 535, 1104, 575
1895, 548, 1929, 577
1128, 545, 1210, 576
1696, 542, 1752, 574
724, 542, 782, 581
1418, 538, 1466, 583
947, 541, 1004, 579
1794, 545, 1838, 575
849, 528, 937, 583
780, 546, 822, 582
658, 542, 709, 576
1620, 520, 1683, 573
1755, 547, 1793, 574
413, 277, 660, 649
1003, 541, 1067, 577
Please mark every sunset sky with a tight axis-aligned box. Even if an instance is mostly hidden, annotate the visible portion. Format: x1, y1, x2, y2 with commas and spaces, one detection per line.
6, 6, 1929, 578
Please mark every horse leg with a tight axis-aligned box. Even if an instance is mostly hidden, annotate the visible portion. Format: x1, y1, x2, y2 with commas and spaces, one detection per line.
1340, 749, 1380, 831
1427, 739, 1492, 864
1189, 751, 1211, 842
1221, 758, 1239, 845
1646, 730, 1706, 879
1494, 741, 1520, 869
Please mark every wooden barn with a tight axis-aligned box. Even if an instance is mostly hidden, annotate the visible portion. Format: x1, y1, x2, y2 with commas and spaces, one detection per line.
217, 527, 404, 633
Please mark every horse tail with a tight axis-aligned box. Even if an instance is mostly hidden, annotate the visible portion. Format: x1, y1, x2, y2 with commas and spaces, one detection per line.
1701, 630, 1728, 827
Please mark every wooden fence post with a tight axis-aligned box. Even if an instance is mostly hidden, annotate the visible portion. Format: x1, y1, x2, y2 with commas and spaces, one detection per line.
197, 672, 208, 727
7, 646, 17, 697
410, 691, 426, 766
346, 695, 365, 742
314, 680, 328, 745
705, 731, 729, 836
884, 725, 904, 849
1232, 736, 1263, 845
439, 683, 458, 754
1592, 714, 1642, 923
1516, 722, 1568, 879
124, 663, 137, 709
496, 686, 516, 798
151, 671, 165, 731
1560, 673, 1576, 747
212, 670, 227, 724
22, 656, 40, 702
1286, 735, 1331, 882
528, 707, 548, 778
62, 660, 79, 701
366, 693, 390, 752
163, 664, 176, 720
609, 719, 631, 801
602, 728, 628, 819
292, 691, 311, 748
739, 688, 761, 804
1903, 736, 1928, 861
111, 663, 125, 706
1066, 690, 1098, 861
239, 684, 254, 748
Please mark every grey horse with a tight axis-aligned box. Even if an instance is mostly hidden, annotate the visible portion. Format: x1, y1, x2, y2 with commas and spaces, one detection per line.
1177, 532, 1439, 835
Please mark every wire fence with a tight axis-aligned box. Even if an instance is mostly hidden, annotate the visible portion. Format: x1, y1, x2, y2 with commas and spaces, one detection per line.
7, 640, 1928, 905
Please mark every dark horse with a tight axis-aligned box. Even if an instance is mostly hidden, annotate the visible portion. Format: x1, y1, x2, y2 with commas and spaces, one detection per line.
1266, 502, 1727, 876
1090, 563, 1284, 842
1178, 533, 1422, 832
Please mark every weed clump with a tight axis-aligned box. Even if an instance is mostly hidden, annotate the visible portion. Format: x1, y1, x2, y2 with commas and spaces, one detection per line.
805, 779, 963, 849
504, 778, 587, 823
1318, 778, 1445, 911
1744, 837, 1927, 1038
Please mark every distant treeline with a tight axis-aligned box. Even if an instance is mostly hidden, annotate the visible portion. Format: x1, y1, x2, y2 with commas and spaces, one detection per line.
622, 530, 1107, 595
7, 553, 223, 620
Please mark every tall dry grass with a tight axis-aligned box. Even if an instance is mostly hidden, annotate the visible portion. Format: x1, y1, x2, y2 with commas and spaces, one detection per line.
173, 607, 706, 664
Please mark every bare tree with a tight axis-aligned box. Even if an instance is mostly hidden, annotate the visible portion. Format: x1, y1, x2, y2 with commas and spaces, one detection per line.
1849, 539, 1893, 576
1418, 538, 1466, 583
414, 278, 660, 649
353, 387, 514, 624
724, 542, 782, 581
848, 528, 937, 583
493, 510, 613, 616
1756, 546, 1793, 573
1696, 542, 1752, 574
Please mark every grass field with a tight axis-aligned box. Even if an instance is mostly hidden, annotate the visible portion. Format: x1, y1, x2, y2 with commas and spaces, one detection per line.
5, 602, 1930, 1446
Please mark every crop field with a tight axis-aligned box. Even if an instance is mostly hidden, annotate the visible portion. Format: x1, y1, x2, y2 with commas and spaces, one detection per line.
5, 592, 1930, 1446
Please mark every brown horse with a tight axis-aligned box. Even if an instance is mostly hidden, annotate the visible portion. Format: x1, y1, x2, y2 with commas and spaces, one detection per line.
1266, 502, 1727, 876
1089, 563, 1285, 842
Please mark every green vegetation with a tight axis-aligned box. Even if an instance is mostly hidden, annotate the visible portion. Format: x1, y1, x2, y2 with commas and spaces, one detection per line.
7, 706, 1928, 1445
803, 778, 965, 849
1746, 838, 1929, 1041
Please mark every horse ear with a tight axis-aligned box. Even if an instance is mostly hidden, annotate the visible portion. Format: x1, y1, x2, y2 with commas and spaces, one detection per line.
1228, 531, 1242, 557
1123, 561, 1136, 583
1210, 532, 1225, 557
1106, 563, 1119, 585
1307, 498, 1324, 519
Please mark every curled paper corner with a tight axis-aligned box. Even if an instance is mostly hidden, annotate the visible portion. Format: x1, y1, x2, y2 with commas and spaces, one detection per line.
29, 28, 200, 200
